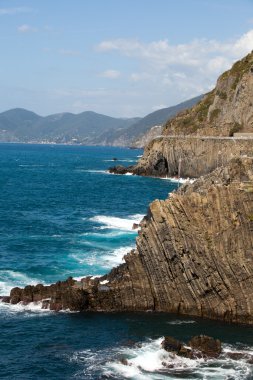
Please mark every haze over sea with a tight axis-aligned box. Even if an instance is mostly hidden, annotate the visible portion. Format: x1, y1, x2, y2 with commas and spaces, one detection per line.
0, 144, 253, 379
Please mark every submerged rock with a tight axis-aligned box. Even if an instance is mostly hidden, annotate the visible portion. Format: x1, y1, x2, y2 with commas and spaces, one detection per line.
108, 165, 133, 175
162, 335, 221, 359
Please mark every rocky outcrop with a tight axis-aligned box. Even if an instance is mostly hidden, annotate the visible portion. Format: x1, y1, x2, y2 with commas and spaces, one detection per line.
130, 52, 253, 178
133, 135, 253, 178
162, 335, 222, 359
108, 165, 134, 175
3, 157, 253, 324
163, 51, 253, 137
131, 125, 162, 148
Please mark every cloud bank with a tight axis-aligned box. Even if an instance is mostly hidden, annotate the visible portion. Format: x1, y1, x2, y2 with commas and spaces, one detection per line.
96, 30, 253, 103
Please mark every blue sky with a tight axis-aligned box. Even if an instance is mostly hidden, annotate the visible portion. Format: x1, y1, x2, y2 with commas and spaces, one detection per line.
0, 0, 253, 117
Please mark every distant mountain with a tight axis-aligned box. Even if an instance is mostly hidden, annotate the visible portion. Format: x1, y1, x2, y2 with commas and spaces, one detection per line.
0, 95, 203, 146
0, 108, 140, 144
92, 95, 203, 146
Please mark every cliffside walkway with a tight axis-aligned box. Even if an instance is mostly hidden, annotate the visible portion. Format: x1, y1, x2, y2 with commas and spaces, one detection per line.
154, 135, 253, 141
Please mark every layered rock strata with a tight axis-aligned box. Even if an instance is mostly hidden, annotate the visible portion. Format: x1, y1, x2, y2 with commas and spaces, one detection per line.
127, 52, 253, 178
163, 52, 253, 137
4, 157, 253, 324
132, 135, 253, 178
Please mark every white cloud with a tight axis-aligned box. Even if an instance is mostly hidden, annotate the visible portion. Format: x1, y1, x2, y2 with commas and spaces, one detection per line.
0, 7, 32, 15
99, 70, 121, 79
17, 24, 37, 33
96, 30, 253, 106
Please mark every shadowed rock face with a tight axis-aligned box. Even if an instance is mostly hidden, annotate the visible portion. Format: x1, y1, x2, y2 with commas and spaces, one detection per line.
133, 136, 253, 178
162, 335, 222, 359
3, 157, 253, 324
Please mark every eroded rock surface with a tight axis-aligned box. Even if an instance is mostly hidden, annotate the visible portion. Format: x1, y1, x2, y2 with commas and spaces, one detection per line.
162, 335, 222, 359
3, 157, 253, 324
130, 52, 253, 178
133, 136, 253, 178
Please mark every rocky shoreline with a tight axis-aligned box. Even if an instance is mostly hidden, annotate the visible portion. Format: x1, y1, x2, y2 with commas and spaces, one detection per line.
2, 52, 253, 325
109, 135, 253, 178
2, 156, 253, 325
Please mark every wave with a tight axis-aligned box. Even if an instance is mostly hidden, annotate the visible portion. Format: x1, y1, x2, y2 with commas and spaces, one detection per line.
71, 338, 253, 379
0, 300, 52, 316
103, 159, 137, 163
0, 270, 42, 296
160, 176, 195, 184
101, 246, 133, 268
75, 169, 109, 174
18, 164, 44, 168
89, 214, 144, 231
71, 245, 133, 268
166, 320, 196, 325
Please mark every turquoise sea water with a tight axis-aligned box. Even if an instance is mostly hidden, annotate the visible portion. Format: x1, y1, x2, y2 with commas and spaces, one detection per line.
0, 143, 253, 379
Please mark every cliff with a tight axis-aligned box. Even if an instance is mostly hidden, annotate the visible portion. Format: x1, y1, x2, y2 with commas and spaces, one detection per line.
129, 52, 253, 178
4, 157, 253, 324
163, 51, 253, 137
132, 136, 253, 178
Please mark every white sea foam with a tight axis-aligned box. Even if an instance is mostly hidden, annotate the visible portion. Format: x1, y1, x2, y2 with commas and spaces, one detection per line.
71, 245, 133, 268
19, 164, 44, 168
70, 337, 253, 379
103, 338, 253, 380
102, 246, 133, 267
100, 280, 109, 285
167, 320, 196, 325
0, 270, 42, 295
103, 159, 137, 163
90, 214, 144, 231
0, 300, 52, 316
76, 169, 109, 174
161, 176, 195, 184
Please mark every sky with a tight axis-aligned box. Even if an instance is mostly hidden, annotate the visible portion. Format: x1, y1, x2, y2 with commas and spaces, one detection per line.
1, 0, 253, 118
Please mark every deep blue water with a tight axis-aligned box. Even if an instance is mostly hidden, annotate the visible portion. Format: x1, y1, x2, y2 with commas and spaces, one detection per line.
0, 144, 253, 379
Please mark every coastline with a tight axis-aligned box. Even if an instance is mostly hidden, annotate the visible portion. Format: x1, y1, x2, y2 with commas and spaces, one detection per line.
3, 156, 253, 326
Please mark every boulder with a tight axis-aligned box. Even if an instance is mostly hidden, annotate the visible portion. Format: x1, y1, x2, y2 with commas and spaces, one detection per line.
162, 336, 182, 353
108, 165, 133, 175
189, 335, 222, 358
162, 335, 221, 359
132, 223, 139, 230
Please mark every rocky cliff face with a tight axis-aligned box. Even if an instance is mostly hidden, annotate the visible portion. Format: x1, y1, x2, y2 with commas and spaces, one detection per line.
132, 136, 253, 178
4, 157, 253, 324
163, 51, 253, 137
131, 125, 162, 148
131, 52, 253, 178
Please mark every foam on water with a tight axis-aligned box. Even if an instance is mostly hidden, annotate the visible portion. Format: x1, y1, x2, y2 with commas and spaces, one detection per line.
103, 159, 137, 162
160, 176, 195, 184
70, 245, 134, 268
167, 320, 196, 325
0, 270, 42, 295
70, 337, 253, 379
101, 246, 134, 267
75, 169, 109, 174
0, 300, 52, 316
89, 214, 144, 231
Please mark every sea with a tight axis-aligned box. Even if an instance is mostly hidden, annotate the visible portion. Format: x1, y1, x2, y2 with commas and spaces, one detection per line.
0, 143, 253, 380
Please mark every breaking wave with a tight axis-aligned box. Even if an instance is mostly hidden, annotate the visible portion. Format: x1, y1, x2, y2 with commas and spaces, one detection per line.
71, 337, 253, 379
89, 214, 144, 231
